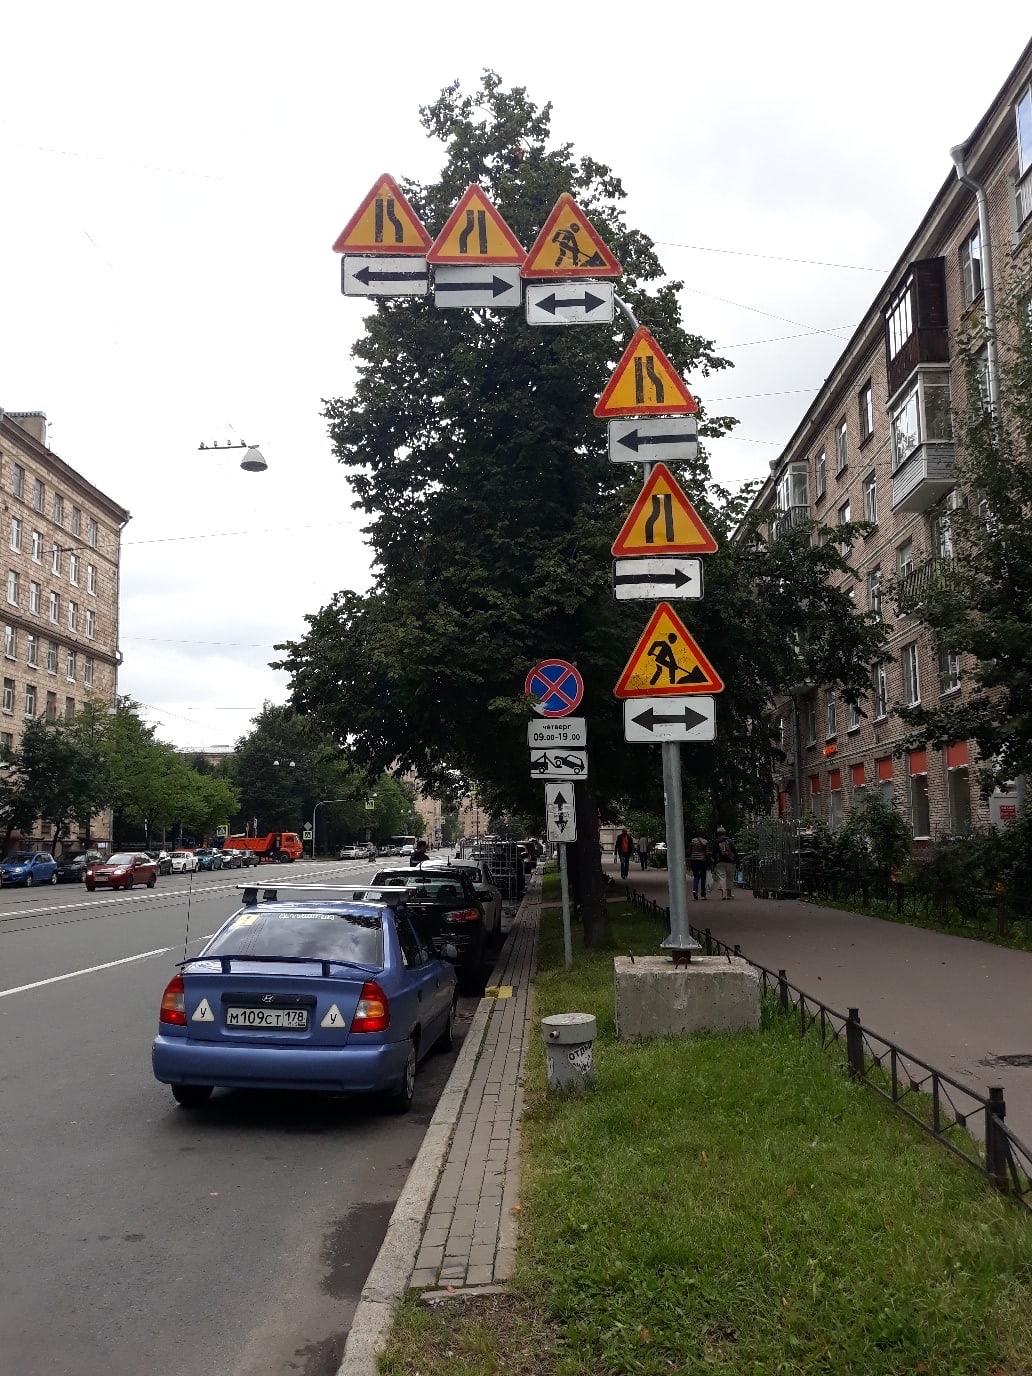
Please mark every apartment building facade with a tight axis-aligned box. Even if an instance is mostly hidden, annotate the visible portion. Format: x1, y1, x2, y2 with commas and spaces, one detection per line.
0, 410, 130, 846
755, 40, 1032, 844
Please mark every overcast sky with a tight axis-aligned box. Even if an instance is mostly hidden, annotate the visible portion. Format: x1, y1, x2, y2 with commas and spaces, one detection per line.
1, 3, 1028, 751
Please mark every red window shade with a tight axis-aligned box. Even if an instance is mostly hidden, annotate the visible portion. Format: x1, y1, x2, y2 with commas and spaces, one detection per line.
946, 741, 969, 768
829, 769, 842, 790
908, 749, 927, 775
851, 763, 866, 787
777, 790, 789, 816
877, 757, 893, 782
810, 774, 821, 795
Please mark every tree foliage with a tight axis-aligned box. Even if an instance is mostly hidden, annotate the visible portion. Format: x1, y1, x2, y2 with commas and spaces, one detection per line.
896, 272, 1032, 790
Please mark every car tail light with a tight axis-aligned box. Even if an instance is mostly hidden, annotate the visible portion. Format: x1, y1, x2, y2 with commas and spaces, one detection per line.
351, 981, 390, 1034
446, 907, 481, 923
159, 974, 187, 1026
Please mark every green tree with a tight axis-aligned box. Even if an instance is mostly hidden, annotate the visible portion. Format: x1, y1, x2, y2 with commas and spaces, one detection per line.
896, 276, 1032, 791
15, 715, 112, 847
275, 75, 886, 945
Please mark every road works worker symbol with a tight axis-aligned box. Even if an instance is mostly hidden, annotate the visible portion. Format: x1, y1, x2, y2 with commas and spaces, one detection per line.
521, 193, 622, 279
332, 174, 432, 256
614, 603, 724, 699
594, 327, 699, 418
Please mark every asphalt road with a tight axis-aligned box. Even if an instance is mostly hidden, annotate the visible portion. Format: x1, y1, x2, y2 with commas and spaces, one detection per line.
0, 856, 473, 1376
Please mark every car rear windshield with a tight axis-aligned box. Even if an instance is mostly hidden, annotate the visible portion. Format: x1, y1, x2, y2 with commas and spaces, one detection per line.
206, 908, 384, 966
368, 874, 467, 902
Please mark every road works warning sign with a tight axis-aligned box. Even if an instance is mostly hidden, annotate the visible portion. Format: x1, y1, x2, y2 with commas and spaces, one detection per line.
611, 464, 717, 557
332, 174, 432, 255
427, 185, 526, 264
521, 193, 622, 279
594, 327, 698, 417
614, 602, 724, 699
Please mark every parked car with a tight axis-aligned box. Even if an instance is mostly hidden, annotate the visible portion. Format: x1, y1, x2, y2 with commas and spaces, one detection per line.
441, 859, 504, 944
193, 847, 224, 872
152, 885, 459, 1113
232, 848, 259, 868
85, 851, 159, 891
339, 844, 367, 860
146, 850, 173, 876
364, 867, 487, 994
169, 850, 199, 873
55, 849, 103, 883
1, 851, 58, 886
217, 848, 242, 870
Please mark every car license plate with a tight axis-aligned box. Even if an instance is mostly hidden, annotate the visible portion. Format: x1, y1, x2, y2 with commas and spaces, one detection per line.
225, 1007, 309, 1030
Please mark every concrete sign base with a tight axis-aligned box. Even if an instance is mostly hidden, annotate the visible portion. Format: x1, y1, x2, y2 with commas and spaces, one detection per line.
613, 956, 760, 1040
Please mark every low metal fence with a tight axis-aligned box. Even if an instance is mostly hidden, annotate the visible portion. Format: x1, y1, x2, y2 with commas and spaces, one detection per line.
625, 886, 1032, 1213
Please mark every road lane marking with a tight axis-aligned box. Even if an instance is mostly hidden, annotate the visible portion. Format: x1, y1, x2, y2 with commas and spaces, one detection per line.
0, 948, 172, 998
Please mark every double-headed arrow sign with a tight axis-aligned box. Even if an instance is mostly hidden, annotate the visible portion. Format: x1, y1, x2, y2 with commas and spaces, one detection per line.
608, 416, 699, 464
612, 556, 702, 601
342, 256, 429, 297
623, 696, 716, 743
525, 280, 614, 325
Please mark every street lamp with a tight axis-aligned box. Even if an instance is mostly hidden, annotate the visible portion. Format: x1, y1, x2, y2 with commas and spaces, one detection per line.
197, 439, 268, 473
311, 798, 350, 860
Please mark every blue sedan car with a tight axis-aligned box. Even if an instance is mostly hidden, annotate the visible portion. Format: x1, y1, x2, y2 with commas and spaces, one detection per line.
1, 851, 58, 886
152, 884, 458, 1113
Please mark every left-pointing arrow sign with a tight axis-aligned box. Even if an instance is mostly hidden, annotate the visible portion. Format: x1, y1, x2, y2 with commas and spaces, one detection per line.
433, 263, 522, 308
342, 255, 429, 297
608, 416, 699, 464
623, 696, 716, 743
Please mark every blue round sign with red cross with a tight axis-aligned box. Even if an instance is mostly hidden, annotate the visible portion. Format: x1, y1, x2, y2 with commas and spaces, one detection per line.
525, 659, 584, 717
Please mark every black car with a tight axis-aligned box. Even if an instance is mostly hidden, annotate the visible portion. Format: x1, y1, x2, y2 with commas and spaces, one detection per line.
54, 850, 103, 883
363, 867, 487, 995
146, 851, 174, 876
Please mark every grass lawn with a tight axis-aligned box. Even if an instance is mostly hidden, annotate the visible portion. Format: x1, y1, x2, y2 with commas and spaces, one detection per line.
380, 888, 1032, 1376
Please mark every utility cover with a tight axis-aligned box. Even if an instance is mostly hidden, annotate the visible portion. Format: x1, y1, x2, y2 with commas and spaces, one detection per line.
332, 174, 432, 255
614, 603, 724, 699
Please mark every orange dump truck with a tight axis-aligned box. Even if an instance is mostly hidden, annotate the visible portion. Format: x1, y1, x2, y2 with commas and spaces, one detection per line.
222, 832, 303, 864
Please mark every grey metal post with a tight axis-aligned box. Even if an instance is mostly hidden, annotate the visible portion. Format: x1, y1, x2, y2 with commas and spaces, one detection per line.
661, 741, 692, 945
559, 842, 573, 969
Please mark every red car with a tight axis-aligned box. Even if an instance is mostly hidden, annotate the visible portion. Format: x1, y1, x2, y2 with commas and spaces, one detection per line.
85, 851, 159, 892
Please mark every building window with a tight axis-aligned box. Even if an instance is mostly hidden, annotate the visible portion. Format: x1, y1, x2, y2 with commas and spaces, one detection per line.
26, 634, 37, 668
862, 472, 878, 525
31, 530, 42, 563
64, 696, 75, 720
87, 518, 98, 548
886, 280, 914, 360
876, 757, 893, 806
9, 518, 21, 553
814, 449, 826, 499
902, 642, 921, 705
69, 553, 80, 586
891, 372, 952, 471
6, 571, 18, 606
1019, 84, 1032, 175
29, 581, 40, 615
66, 649, 76, 681
32, 478, 44, 513
49, 591, 59, 623
858, 382, 873, 441
806, 701, 817, 746
837, 499, 851, 555
45, 691, 57, 721
959, 226, 982, 307
68, 601, 78, 633
53, 493, 64, 526
71, 506, 81, 537
24, 684, 36, 718
835, 419, 848, 473
872, 662, 888, 719
12, 465, 24, 500
2, 678, 13, 714
848, 699, 861, 732
828, 770, 843, 832
947, 742, 972, 833
896, 540, 914, 579
86, 563, 97, 595
0, 731, 12, 751
84, 608, 95, 640
84, 656, 94, 688
47, 641, 58, 674
868, 567, 882, 615
51, 543, 61, 576
933, 506, 955, 560
4, 625, 15, 659
939, 647, 961, 694
825, 691, 837, 739
909, 750, 930, 839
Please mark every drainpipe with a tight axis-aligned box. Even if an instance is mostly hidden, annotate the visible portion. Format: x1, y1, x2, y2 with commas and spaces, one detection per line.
949, 145, 1000, 409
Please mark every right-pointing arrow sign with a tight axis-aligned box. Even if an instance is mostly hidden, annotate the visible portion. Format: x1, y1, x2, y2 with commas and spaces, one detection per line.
608, 416, 699, 464
612, 557, 703, 600
623, 696, 716, 743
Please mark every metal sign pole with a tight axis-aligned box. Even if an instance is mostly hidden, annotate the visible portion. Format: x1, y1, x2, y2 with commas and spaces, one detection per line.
661, 742, 691, 946
559, 841, 573, 969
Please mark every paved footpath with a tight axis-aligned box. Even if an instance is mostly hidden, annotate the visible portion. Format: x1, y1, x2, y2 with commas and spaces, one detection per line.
614, 858, 1032, 1146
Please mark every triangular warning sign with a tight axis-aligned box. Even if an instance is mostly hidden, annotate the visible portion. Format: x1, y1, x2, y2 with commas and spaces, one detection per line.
612, 463, 718, 557
594, 327, 698, 418
332, 174, 432, 256
521, 193, 622, 280
427, 185, 526, 265
615, 603, 724, 699
191, 998, 214, 1023
320, 1003, 344, 1029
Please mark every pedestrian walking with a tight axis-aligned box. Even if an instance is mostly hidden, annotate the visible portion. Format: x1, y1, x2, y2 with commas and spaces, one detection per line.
614, 828, 634, 880
636, 836, 650, 871
687, 829, 710, 899
711, 826, 739, 900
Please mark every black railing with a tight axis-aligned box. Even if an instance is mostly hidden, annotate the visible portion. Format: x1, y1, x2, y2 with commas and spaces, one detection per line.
895, 555, 957, 614
625, 886, 1032, 1212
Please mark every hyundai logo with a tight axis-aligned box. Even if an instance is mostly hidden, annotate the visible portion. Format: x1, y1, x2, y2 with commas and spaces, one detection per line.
261, 994, 275, 1004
